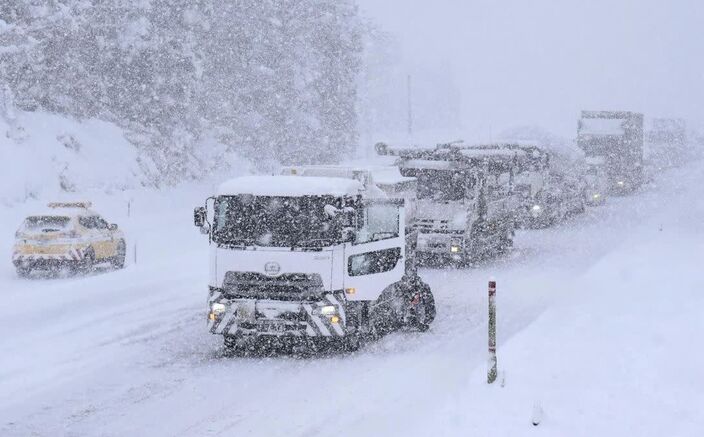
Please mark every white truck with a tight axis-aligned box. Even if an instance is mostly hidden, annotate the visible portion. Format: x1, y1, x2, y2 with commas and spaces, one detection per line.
577, 110, 644, 195
194, 175, 435, 354
508, 144, 587, 227
377, 142, 528, 265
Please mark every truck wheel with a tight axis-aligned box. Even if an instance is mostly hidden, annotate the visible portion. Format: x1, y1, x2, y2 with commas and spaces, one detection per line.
407, 288, 436, 332
498, 231, 514, 255
111, 240, 126, 269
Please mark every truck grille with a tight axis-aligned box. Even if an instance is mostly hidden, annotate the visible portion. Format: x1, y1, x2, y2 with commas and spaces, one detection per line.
223, 272, 325, 301
414, 218, 452, 233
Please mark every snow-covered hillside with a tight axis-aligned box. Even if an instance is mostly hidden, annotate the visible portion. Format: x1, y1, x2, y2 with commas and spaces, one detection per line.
0, 109, 253, 206
0, 110, 141, 205
1, 156, 701, 436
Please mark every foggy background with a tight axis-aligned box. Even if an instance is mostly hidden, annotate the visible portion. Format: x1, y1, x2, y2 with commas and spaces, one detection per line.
357, 0, 704, 142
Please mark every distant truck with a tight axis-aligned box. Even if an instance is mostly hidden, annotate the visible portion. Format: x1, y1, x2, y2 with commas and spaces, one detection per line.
505, 143, 587, 227
377, 142, 527, 265
646, 118, 688, 169
577, 110, 644, 194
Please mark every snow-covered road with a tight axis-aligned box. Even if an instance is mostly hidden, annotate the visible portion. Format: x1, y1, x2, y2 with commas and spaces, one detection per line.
1, 164, 701, 436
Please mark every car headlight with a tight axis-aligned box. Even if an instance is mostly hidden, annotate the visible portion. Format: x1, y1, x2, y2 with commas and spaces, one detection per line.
320, 305, 336, 316
211, 303, 226, 314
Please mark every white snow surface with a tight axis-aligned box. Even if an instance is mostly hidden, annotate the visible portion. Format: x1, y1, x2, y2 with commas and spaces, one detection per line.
0, 111, 141, 205
218, 175, 364, 197
0, 160, 702, 436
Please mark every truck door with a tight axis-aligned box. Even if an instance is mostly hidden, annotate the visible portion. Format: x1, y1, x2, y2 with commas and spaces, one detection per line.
344, 199, 406, 302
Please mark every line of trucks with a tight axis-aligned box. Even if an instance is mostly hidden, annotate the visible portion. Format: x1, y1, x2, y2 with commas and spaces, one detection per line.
194, 110, 666, 354
12, 110, 687, 355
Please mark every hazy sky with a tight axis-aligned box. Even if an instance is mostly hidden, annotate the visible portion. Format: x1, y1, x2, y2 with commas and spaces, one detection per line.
357, 0, 704, 139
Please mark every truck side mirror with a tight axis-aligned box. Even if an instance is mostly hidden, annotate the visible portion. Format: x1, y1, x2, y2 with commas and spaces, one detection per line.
194, 207, 206, 228
341, 227, 356, 243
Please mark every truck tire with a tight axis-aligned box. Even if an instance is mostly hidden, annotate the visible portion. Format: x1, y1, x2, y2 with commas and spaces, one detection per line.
407, 284, 436, 332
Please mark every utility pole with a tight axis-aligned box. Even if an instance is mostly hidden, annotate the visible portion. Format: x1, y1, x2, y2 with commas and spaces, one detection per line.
407, 74, 413, 137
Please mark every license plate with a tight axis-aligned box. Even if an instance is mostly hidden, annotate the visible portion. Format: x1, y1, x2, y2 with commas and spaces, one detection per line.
257, 320, 286, 332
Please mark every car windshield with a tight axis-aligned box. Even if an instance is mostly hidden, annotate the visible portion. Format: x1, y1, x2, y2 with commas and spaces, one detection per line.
21, 216, 71, 233
213, 195, 346, 248
416, 169, 472, 201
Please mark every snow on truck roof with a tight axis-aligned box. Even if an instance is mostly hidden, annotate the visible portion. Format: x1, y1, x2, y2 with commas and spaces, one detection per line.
579, 118, 626, 136
459, 148, 524, 159
217, 175, 364, 197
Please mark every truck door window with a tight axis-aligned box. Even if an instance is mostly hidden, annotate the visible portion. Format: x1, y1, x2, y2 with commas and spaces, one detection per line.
348, 248, 401, 276
356, 203, 399, 244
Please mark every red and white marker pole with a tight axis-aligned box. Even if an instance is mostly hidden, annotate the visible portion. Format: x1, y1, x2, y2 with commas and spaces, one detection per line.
488, 278, 497, 384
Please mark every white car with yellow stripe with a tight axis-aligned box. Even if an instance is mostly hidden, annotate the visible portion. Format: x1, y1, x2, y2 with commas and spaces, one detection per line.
12, 202, 126, 276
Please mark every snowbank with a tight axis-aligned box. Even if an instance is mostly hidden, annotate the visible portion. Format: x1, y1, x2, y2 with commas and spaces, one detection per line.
0, 111, 141, 205
415, 164, 704, 436
0, 109, 254, 205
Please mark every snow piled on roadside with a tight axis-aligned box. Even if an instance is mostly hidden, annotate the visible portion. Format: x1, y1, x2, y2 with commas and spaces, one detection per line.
0, 109, 254, 206
414, 165, 704, 436
0, 110, 141, 205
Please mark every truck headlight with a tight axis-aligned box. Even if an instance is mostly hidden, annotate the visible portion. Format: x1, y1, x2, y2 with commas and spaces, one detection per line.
320, 305, 336, 315
531, 205, 542, 212
617, 181, 625, 187
450, 245, 461, 253
592, 193, 601, 200
211, 303, 226, 314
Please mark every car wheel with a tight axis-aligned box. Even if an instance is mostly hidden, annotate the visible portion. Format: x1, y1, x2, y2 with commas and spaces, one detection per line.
79, 247, 95, 274
112, 240, 126, 269
16, 266, 31, 278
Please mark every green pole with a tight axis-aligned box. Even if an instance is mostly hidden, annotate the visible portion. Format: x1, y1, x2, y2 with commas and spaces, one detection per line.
488, 279, 497, 384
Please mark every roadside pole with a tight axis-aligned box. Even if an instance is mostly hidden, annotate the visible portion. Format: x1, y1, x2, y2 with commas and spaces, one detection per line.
488, 278, 497, 384
128, 197, 137, 265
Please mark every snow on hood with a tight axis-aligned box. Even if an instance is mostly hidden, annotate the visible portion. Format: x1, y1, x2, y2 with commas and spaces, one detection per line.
218, 175, 363, 197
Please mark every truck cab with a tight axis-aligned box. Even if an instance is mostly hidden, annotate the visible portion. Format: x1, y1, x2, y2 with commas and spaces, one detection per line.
378, 142, 527, 265
194, 175, 434, 354
577, 110, 644, 195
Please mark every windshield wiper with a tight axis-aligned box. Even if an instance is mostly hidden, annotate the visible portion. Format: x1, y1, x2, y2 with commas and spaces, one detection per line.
218, 236, 257, 247
292, 238, 335, 249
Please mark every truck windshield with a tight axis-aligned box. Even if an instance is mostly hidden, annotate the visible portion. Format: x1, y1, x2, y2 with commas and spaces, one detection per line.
213, 195, 344, 248
416, 170, 471, 201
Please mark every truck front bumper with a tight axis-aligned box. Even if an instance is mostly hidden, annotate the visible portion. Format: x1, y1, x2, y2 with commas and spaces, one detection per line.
207, 289, 347, 338
416, 232, 464, 256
